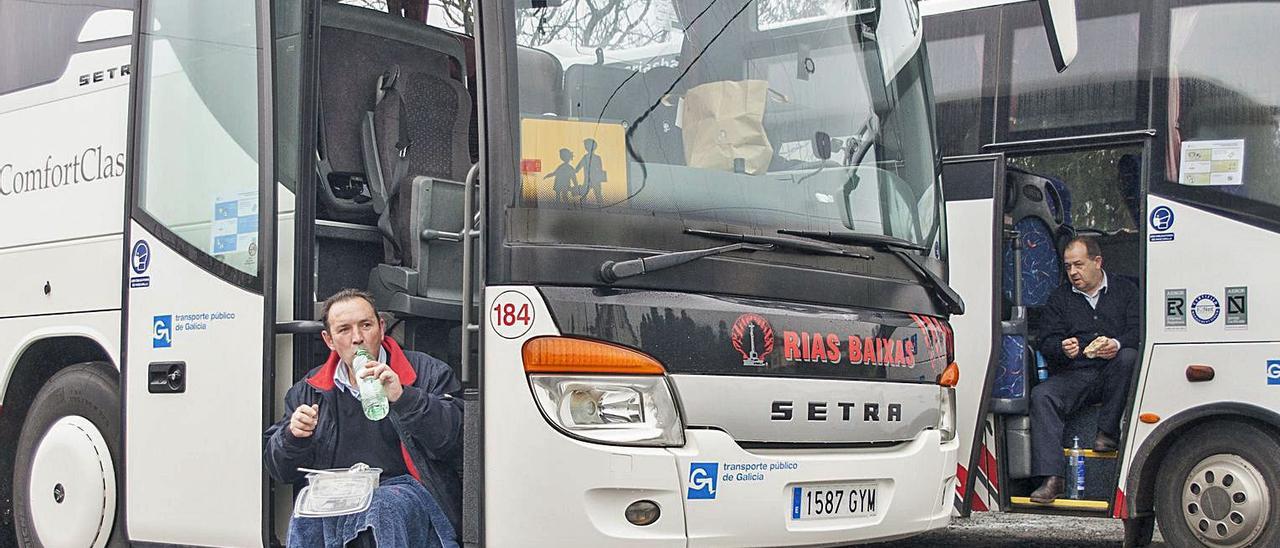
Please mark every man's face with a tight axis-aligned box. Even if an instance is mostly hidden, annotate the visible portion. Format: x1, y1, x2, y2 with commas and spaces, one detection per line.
321, 298, 385, 366
1063, 242, 1104, 293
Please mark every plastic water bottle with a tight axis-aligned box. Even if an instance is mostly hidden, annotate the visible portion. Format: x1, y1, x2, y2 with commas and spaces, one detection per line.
1035, 352, 1049, 382
353, 347, 388, 421
1069, 436, 1085, 499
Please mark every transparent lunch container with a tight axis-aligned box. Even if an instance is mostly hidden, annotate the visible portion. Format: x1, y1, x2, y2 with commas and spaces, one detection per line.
292, 463, 382, 518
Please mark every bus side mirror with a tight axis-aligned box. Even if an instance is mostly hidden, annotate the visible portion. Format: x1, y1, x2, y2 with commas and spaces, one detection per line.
1039, 0, 1078, 73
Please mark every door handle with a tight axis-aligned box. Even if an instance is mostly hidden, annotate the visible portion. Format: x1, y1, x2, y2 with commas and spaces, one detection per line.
148, 362, 185, 393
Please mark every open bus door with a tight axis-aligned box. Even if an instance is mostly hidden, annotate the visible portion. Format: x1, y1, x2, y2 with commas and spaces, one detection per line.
941, 154, 1006, 514
121, 2, 276, 545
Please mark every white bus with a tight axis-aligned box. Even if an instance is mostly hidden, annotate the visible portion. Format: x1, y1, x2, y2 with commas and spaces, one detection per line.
925, 0, 1280, 546
0, 0, 1064, 546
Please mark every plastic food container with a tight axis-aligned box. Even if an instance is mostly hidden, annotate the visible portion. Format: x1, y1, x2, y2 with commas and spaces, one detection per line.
292, 463, 382, 518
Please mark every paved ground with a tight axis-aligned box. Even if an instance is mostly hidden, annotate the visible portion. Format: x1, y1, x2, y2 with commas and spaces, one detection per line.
861, 512, 1167, 547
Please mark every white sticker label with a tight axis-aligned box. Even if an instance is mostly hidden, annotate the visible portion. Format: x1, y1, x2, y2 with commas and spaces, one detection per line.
490, 290, 535, 339
1179, 139, 1245, 186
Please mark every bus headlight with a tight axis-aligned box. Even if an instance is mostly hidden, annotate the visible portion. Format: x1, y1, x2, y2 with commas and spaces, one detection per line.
530, 375, 685, 446
938, 386, 957, 442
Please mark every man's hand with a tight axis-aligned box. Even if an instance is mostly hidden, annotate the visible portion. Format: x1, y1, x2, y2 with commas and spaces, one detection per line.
359, 361, 404, 402
1062, 337, 1080, 359
1096, 338, 1120, 360
289, 404, 319, 438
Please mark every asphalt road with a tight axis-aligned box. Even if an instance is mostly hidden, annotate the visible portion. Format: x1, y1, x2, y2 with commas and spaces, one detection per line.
860, 512, 1168, 547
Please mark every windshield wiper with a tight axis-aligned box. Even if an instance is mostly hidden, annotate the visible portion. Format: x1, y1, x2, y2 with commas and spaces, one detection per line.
685, 228, 874, 260
778, 229, 965, 315
599, 241, 773, 283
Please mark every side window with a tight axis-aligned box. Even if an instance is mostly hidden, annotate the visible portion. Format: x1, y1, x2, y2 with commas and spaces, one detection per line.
1162, 2, 1280, 215
0, 0, 133, 95
999, 0, 1149, 139
923, 7, 997, 157
134, 1, 263, 279
338, 0, 474, 34
1009, 146, 1144, 234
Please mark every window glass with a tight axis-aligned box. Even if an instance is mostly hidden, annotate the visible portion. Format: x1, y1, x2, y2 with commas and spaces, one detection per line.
926, 33, 985, 156
507, 0, 944, 257
1166, 2, 1280, 210
340, 0, 473, 34
136, 0, 261, 277
1007, 11, 1141, 133
923, 6, 997, 158
1009, 146, 1143, 234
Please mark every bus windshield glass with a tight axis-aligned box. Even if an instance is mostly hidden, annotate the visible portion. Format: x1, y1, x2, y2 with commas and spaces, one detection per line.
508, 0, 942, 261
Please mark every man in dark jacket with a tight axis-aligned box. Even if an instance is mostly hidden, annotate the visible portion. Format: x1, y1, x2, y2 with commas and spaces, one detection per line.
264, 289, 464, 544
1028, 237, 1139, 503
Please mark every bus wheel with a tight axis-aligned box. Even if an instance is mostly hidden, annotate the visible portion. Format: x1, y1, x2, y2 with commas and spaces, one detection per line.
12, 363, 123, 548
1155, 421, 1280, 548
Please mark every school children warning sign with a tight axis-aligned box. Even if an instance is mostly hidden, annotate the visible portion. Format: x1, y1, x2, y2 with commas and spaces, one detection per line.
519, 117, 628, 206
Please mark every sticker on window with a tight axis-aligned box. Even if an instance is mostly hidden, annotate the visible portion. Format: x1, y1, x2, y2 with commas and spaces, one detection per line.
1179, 139, 1244, 186
210, 191, 259, 272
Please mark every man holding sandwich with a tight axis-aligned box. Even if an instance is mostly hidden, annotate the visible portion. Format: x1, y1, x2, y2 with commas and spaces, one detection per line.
1028, 236, 1140, 503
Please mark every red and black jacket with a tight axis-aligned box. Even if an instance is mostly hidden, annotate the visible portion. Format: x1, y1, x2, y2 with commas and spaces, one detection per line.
264, 337, 464, 530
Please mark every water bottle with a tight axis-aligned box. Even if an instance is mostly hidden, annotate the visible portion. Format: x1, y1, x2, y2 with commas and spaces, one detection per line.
353, 347, 388, 421
1035, 352, 1049, 383
1069, 436, 1085, 499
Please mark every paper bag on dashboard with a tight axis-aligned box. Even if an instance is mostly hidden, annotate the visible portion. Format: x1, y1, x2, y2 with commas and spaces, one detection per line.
681, 80, 774, 176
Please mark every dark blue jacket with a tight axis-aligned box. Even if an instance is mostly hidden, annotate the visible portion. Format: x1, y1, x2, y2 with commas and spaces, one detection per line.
1036, 273, 1141, 369
264, 337, 464, 532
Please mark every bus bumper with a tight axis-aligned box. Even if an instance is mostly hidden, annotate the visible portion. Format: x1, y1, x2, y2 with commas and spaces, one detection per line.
672, 428, 958, 547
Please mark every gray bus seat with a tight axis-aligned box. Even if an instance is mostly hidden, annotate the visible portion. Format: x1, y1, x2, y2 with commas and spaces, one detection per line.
367, 176, 470, 321
316, 3, 467, 223
517, 46, 564, 116
565, 63, 683, 166
363, 64, 471, 265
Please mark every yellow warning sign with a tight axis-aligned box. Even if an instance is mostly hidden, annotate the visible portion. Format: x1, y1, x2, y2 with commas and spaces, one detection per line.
520, 117, 628, 206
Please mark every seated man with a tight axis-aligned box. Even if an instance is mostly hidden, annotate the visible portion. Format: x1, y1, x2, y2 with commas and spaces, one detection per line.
264, 289, 464, 546
1028, 237, 1139, 503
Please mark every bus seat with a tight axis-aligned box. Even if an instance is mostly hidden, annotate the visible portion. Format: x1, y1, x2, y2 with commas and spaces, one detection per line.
517, 46, 564, 116
361, 62, 471, 267
316, 3, 467, 223
1001, 168, 1073, 308
990, 168, 1074, 414
366, 176, 469, 321
565, 63, 684, 166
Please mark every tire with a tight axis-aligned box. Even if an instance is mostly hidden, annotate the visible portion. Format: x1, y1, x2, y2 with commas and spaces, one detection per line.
12, 363, 124, 548
1154, 421, 1280, 548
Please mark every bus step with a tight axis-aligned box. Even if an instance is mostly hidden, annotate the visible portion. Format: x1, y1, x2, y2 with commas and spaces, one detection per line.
1061, 448, 1117, 459
1010, 496, 1110, 511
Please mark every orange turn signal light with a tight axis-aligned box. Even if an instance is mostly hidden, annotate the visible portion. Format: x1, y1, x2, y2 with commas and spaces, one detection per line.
1139, 413, 1160, 424
522, 336, 666, 375
938, 362, 960, 387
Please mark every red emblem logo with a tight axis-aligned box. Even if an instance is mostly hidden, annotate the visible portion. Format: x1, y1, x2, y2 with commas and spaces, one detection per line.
731, 313, 774, 367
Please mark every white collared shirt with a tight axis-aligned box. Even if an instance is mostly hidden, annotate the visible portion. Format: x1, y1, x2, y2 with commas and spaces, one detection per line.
1072, 271, 1109, 310
1071, 271, 1121, 350
334, 346, 388, 400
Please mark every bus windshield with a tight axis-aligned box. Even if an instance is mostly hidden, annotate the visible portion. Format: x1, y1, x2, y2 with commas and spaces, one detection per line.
508, 0, 942, 261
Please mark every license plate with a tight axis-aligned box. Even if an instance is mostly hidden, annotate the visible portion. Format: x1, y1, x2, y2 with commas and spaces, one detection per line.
790, 483, 878, 520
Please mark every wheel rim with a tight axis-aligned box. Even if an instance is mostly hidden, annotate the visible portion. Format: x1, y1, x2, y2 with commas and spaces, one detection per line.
1180, 453, 1270, 548
27, 416, 116, 548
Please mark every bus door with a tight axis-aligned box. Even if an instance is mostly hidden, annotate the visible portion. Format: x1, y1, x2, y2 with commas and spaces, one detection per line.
121, 1, 276, 545
941, 154, 1005, 514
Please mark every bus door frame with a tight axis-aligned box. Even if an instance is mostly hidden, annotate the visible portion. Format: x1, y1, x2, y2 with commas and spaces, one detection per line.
941, 153, 1006, 515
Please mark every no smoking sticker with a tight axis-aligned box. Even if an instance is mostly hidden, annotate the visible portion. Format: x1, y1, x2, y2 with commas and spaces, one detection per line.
491, 290, 535, 339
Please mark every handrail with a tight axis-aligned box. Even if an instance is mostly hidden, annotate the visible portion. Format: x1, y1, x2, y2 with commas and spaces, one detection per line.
459, 164, 480, 384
